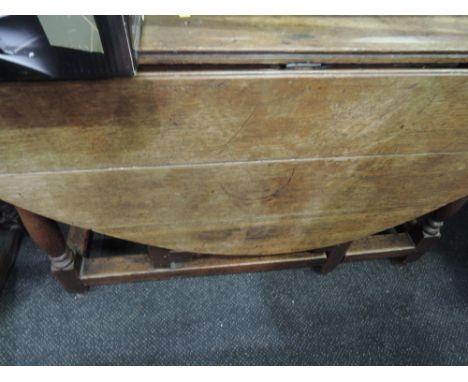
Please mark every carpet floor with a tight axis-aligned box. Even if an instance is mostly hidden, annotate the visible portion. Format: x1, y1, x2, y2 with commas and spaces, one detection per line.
2, 206, 468, 365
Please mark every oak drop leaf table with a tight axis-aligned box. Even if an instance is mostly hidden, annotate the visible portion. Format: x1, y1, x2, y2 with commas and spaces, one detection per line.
2, 16, 468, 292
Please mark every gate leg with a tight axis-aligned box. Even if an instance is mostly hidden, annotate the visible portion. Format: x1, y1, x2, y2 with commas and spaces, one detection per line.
404, 196, 468, 263
321, 242, 351, 273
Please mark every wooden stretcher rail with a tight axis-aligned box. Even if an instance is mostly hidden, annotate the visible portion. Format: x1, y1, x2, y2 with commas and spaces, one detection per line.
79, 232, 415, 286
79, 252, 326, 285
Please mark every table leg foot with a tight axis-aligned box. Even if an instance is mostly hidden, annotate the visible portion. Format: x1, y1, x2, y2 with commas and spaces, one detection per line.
16, 207, 86, 293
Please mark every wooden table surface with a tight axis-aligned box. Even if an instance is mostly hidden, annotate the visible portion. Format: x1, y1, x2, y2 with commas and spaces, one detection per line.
1, 17, 468, 255
139, 16, 468, 65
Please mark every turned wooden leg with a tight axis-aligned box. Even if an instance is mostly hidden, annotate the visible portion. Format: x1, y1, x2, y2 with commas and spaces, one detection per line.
321, 241, 351, 273
404, 196, 468, 263
16, 207, 86, 293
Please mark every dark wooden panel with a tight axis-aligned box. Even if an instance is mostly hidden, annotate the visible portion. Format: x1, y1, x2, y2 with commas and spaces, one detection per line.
138, 52, 468, 66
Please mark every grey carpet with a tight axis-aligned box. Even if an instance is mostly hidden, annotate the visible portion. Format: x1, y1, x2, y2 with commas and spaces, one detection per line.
2, 206, 468, 365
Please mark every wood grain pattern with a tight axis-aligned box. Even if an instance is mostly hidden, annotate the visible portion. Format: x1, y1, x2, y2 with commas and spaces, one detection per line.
2, 70, 468, 174
1, 153, 468, 255
141, 16, 468, 53
2, 69, 468, 255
